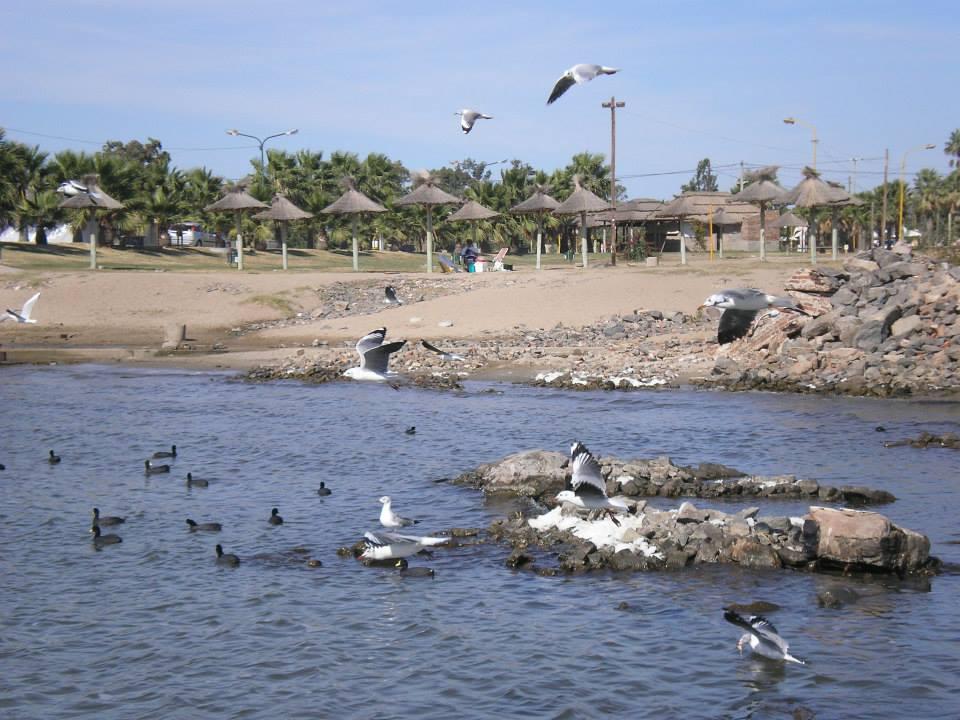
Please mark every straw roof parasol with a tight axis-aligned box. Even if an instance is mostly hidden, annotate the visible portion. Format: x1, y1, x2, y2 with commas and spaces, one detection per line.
596, 198, 664, 223
553, 175, 609, 215
205, 186, 268, 212
510, 185, 560, 214
254, 193, 313, 221
321, 178, 387, 215
734, 166, 788, 204
394, 171, 460, 207
58, 174, 124, 210
782, 167, 845, 208
692, 207, 742, 226
447, 200, 498, 222
775, 210, 808, 228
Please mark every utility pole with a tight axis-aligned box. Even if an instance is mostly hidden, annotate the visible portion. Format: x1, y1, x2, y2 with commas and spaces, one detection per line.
880, 148, 889, 245
602, 96, 624, 265
739, 161, 744, 192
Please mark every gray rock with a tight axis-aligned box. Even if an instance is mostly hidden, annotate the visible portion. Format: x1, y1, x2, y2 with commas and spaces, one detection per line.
817, 586, 861, 608
890, 314, 925, 338
808, 506, 930, 573
676, 501, 708, 524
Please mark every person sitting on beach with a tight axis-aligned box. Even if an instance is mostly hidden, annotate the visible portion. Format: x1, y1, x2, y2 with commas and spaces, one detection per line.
461, 241, 479, 270
453, 241, 463, 266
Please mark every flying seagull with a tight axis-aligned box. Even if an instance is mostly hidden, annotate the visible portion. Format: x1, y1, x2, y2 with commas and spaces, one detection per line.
56, 179, 91, 197
555, 441, 629, 521
343, 327, 407, 382
3, 292, 41, 324
420, 339, 465, 362
547, 64, 620, 105
384, 286, 403, 305
379, 495, 419, 528
701, 288, 807, 345
723, 608, 806, 664
360, 530, 447, 562
455, 109, 493, 134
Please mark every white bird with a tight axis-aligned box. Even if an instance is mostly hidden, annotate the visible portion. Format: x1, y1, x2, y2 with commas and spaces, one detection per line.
547, 64, 620, 105
379, 495, 419, 528
343, 327, 406, 382
455, 109, 493, 134
384, 286, 403, 305
56, 179, 102, 201
3, 292, 41, 324
360, 530, 447, 562
701, 288, 807, 344
724, 608, 806, 664
420, 339, 465, 362
555, 441, 629, 519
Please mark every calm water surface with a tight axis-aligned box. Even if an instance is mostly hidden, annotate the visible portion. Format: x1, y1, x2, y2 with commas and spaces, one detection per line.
1, 365, 959, 719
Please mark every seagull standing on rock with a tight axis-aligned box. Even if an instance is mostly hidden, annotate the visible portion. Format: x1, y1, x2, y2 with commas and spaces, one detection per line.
547, 64, 620, 104
455, 109, 493, 134
701, 288, 807, 344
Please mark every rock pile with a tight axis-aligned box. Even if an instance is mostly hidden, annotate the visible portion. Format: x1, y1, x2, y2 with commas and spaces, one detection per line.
882, 431, 960, 449
452, 450, 895, 505
706, 247, 960, 396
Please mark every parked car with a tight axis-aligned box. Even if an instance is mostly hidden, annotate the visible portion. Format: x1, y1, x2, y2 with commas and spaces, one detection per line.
168, 222, 217, 246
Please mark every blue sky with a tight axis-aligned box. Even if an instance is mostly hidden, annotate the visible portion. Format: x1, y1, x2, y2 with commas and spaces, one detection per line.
2, 0, 957, 198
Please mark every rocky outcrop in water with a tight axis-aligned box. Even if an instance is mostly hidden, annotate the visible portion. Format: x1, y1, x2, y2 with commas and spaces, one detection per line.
489, 501, 934, 576
452, 450, 895, 505
882, 431, 960, 449
705, 247, 960, 396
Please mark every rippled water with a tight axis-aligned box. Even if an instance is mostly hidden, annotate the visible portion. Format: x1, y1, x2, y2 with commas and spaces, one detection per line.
1, 365, 959, 719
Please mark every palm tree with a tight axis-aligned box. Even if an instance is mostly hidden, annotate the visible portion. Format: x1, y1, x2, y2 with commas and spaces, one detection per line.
945, 129, 960, 168
16, 189, 65, 245
914, 168, 943, 245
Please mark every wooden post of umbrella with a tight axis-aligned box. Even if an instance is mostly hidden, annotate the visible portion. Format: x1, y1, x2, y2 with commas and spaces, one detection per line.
204, 187, 268, 271
253, 193, 313, 271
58, 174, 124, 271
395, 173, 459, 274
708, 209, 714, 261
321, 178, 387, 272
657, 193, 699, 267
553, 176, 608, 270
510, 185, 559, 272
782, 167, 842, 267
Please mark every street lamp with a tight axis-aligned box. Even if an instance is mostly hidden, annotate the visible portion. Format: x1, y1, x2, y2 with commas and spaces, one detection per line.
226, 128, 299, 175
783, 117, 818, 170
898, 143, 936, 243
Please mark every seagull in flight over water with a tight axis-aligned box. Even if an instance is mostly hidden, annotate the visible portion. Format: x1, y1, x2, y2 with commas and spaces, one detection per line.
701, 288, 808, 344
724, 608, 806, 664
556, 441, 629, 522
360, 530, 447, 562
455, 109, 493, 134
3, 292, 41, 324
547, 64, 620, 104
343, 327, 406, 383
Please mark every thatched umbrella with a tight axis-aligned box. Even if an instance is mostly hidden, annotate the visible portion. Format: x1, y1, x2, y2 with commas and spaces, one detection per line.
510, 185, 559, 270
693, 207, 741, 259
204, 187, 268, 270
321, 178, 387, 272
553, 176, 609, 268
58, 174, 124, 270
732, 166, 787, 262
782, 167, 845, 264
446, 200, 499, 267
773, 210, 808, 253
394, 172, 459, 273
253, 193, 313, 271
657, 193, 700, 265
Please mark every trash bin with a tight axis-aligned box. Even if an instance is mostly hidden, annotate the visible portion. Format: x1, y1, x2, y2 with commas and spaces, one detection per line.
227, 249, 238, 265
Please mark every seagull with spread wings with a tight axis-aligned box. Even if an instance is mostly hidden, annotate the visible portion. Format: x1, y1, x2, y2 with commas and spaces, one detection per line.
420, 339, 465, 362
723, 608, 806, 664
555, 441, 630, 521
547, 64, 619, 104
360, 530, 447, 562
3, 292, 41, 324
701, 288, 807, 344
343, 327, 406, 382
455, 109, 493, 134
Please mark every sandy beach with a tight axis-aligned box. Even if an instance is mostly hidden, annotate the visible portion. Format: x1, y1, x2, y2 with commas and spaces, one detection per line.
0, 256, 802, 375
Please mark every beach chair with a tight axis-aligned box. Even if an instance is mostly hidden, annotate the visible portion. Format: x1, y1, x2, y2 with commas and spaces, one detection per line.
486, 247, 509, 271
437, 254, 462, 273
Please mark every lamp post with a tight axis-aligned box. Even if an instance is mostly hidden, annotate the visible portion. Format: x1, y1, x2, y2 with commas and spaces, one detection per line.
898, 144, 936, 243
226, 128, 299, 178
783, 117, 818, 170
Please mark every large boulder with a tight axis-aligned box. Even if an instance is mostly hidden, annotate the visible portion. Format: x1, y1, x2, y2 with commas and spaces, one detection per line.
454, 449, 567, 498
807, 506, 930, 573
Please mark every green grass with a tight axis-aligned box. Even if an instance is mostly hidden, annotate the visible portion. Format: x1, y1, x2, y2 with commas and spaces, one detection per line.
243, 293, 296, 313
